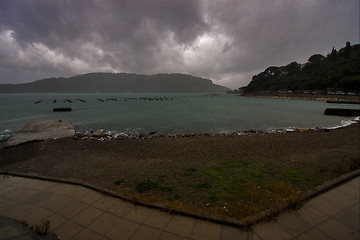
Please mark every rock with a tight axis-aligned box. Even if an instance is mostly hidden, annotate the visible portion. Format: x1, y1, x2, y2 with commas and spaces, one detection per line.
5, 119, 75, 147
93, 131, 105, 137
75, 133, 87, 138
244, 129, 257, 134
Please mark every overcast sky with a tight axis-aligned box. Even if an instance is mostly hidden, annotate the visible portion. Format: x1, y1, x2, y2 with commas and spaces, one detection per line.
0, 0, 358, 89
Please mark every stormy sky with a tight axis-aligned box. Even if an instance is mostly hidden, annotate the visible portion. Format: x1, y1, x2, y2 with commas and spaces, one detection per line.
0, 0, 358, 89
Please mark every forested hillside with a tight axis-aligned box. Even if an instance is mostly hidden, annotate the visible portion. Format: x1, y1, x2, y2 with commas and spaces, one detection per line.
243, 42, 359, 93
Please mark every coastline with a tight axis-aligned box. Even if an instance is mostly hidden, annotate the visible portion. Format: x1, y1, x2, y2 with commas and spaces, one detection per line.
241, 92, 360, 102
72, 117, 360, 141
1, 116, 359, 145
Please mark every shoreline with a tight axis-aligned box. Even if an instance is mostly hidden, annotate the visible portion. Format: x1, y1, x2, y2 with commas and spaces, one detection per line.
74, 117, 360, 141
241, 93, 360, 102
1, 116, 359, 144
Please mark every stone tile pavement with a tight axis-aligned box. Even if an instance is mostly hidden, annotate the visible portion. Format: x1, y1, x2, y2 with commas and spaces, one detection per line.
0, 175, 358, 240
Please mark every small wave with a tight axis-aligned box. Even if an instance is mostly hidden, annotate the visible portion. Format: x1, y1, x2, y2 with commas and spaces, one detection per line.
0, 129, 12, 141
284, 127, 297, 132
0, 129, 12, 134
265, 127, 297, 133
324, 117, 359, 130
0, 115, 52, 124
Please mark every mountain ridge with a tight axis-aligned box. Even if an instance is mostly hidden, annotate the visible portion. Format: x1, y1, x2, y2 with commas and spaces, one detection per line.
0, 73, 230, 93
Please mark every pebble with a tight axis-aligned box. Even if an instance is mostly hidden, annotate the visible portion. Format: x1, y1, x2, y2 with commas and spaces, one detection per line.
73, 126, 324, 142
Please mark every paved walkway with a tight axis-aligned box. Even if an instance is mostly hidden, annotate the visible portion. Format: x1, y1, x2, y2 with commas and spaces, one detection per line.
0, 175, 358, 240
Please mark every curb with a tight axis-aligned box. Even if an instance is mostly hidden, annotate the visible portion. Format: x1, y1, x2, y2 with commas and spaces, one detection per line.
1, 169, 359, 228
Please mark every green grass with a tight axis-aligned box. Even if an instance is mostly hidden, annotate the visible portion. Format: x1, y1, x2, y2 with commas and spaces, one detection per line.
196, 181, 212, 189
135, 179, 158, 193
114, 179, 125, 185
184, 168, 197, 176
128, 158, 334, 219
193, 159, 309, 217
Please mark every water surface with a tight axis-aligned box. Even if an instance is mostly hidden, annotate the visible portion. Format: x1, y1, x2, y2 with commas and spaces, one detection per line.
0, 93, 358, 140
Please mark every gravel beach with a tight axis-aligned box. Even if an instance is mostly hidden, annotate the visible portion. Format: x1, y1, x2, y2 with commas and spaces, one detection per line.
1, 122, 359, 219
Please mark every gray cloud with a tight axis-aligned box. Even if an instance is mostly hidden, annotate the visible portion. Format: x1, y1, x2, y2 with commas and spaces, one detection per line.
0, 0, 358, 88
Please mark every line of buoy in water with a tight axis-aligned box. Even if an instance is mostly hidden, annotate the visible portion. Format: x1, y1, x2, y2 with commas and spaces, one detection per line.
34, 99, 87, 104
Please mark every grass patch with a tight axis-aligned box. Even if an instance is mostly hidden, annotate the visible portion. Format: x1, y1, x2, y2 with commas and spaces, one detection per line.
114, 179, 125, 185
196, 181, 212, 189
184, 168, 197, 176
136, 179, 158, 193
157, 174, 168, 183
159, 186, 173, 192
120, 159, 329, 219
279, 168, 319, 187
196, 159, 304, 218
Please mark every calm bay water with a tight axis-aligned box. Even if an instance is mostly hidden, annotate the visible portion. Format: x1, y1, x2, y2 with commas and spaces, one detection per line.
0, 93, 358, 141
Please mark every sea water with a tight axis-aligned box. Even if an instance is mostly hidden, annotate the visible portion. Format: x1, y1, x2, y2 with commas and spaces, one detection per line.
0, 93, 358, 141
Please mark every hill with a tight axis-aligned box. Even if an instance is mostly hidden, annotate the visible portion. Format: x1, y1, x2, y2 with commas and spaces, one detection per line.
0, 73, 230, 93
242, 42, 360, 93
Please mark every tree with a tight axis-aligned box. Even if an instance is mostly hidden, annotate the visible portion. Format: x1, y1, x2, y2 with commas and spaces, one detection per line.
344, 41, 351, 56
330, 47, 337, 57
308, 54, 325, 63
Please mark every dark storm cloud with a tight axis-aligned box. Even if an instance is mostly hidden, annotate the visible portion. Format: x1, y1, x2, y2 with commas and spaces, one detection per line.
0, 0, 358, 88
199, 0, 359, 86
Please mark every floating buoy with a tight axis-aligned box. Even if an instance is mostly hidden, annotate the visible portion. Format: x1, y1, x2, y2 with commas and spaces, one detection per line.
53, 107, 72, 112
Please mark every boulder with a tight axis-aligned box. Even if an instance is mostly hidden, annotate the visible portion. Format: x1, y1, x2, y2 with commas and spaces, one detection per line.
5, 119, 75, 147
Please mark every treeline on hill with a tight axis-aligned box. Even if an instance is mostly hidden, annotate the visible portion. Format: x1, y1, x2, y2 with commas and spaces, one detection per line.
242, 42, 360, 93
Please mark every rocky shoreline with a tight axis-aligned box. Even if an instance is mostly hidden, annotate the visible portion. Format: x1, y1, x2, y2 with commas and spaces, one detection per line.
73, 118, 359, 141
242, 93, 360, 102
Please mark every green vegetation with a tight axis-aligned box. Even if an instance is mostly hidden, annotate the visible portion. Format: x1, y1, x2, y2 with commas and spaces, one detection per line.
135, 179, 158, 193
114, 179, 125, 185
20, 219, 51, 236
242, 42, 360, 93
195, 159, 311, 217
129, 158, 327, 219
